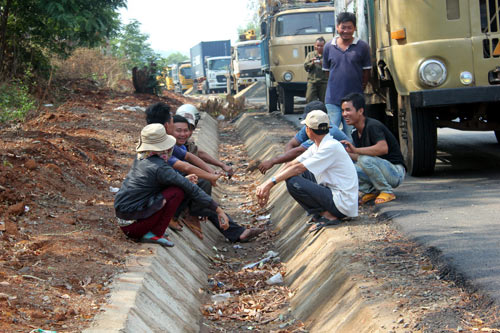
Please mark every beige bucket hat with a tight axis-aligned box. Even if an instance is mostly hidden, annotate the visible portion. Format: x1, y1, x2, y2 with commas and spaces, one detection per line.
136, 123, 176, 152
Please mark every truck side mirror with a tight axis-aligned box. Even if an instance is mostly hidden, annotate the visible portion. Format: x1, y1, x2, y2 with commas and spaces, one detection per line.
261, 22, 267, 37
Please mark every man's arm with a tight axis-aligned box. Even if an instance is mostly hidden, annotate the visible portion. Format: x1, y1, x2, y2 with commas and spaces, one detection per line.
284, 137, 301, 152
256, 160, 306, 206
341, 139, 388, 159
185, 151, 214, 174
258, 145, 306, 174
362, 69, 370, 90
197, 149, 234, 175
172, 160, 220, 186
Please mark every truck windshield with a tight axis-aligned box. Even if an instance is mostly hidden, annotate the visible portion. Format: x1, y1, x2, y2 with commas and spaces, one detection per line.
237, 44, 261, 60
208, 59, 230, 70
180, 67, 192, 79
276, 11, 334, 36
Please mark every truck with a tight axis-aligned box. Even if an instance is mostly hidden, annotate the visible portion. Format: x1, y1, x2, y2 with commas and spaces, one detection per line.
171, 61, 193, 93
205, 56, 231, 93
336, 0, 500, 176
190, 40, 231, 94
165, 65, 175, 91
259, 0, 334, 114
228, 38, 265, 94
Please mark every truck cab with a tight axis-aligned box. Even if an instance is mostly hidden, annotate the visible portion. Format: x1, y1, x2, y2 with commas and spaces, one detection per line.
172, 61, 193, 93
229, 40, 264, 93
205, 56, 231, 93
260, 1, 334, 114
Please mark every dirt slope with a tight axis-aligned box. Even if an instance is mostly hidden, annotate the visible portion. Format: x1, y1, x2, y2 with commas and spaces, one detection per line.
0, 82, 190, 332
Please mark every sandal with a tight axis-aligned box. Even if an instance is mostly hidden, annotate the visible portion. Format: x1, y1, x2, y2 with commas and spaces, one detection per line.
169, 219, 183, 231
374, 192, 396, 204
308, 217, 342, 233
141, 232, 175, 247
182, 215, 204, 240
359, 192, 379, 205
307, 214, 321, 224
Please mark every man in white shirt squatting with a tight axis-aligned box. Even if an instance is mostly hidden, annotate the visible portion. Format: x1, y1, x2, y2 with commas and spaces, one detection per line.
256, 111, 358, 233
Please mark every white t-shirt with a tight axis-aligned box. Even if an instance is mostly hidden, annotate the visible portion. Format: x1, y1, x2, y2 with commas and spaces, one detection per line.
297, 135, 358, 217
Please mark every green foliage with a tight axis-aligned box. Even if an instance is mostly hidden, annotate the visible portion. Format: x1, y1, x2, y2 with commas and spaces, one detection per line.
108, 19, 161, 71
0, 0, 126, 78
163, 52, 189, 66
0, 80, 35, 123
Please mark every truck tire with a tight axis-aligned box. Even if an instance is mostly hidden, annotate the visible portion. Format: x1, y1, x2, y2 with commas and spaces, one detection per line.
398, 95, 437, 176
495, 130, 500, 144
279, 87, 294, 115
266, 86, 278, 112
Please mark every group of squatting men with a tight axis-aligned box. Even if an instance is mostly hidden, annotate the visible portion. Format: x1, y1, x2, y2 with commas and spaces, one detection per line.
112, 11, 406, 246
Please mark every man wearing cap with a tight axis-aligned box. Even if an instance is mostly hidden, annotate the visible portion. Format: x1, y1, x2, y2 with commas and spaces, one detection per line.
258, 100, 350, 175
114, 124, 230, 247
340, 92, 405, 204
256, 111, 358, 232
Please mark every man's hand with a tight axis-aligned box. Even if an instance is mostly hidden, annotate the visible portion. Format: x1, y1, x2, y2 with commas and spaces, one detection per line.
185, 174, 198, 184
341, 140, 357, 154
256, 181, 273, 207
258, 160, 274, 175
215, 207, 229, 230
222, 164, 234, 178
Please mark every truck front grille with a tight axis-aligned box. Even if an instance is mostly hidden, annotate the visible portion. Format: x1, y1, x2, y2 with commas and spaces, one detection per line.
216, 75, 227, 83
304, 45, 314, 58
483, 38, 499, 58
480, 0, 500, 33
480, 0, 500, 58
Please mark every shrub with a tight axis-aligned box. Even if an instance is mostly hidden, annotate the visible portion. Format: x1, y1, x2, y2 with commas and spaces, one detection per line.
0, 81, 36, 123
52, 48, 128, 89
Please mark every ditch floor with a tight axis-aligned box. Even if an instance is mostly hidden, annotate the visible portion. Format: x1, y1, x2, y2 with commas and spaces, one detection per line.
197, 112, 500, 333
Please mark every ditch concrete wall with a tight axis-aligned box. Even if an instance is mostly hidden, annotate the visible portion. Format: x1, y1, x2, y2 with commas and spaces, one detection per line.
84, 113, 223, 333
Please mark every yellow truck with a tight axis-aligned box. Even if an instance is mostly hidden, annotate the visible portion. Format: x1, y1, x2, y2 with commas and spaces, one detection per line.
340, 0, 500, 175
165, 66, 175, 91
172, 61, 193, 93
260, 0, 334, 114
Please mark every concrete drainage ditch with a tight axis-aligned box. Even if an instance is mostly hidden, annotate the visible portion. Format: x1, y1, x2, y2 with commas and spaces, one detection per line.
85, 112, 403, 333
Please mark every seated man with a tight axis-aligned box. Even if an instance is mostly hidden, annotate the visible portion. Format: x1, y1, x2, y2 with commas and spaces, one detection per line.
114, 124, 229, 248
258, 100, 350, 174
146, 102, 220, 232
340, 92, 405, 204
174, 106, 234, 178
256, 111, 358, 232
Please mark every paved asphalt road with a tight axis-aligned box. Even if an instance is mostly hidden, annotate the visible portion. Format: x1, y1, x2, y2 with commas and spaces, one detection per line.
261, 102, 500, 303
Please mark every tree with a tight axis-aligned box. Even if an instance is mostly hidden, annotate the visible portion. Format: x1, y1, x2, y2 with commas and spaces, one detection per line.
0, 0, 126, 78
109, 19, 158, 71
163, 52, 189, 66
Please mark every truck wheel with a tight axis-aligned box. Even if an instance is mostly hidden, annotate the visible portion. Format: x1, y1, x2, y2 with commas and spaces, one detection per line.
398, 95, 437, 176
266, 86, 278, 112
279, 87, 294, 115
495, 130, 500, 144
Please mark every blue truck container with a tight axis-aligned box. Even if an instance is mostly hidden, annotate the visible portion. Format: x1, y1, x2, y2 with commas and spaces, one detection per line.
190, 40, 231, 92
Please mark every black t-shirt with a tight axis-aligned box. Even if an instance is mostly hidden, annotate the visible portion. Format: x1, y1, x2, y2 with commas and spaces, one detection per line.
352, 117, 405, 167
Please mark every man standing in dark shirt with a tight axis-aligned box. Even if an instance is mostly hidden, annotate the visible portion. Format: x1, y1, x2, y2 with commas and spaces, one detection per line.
340, 93, 405, 204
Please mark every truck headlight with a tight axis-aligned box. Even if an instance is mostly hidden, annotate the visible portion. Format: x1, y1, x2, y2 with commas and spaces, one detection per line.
460, 71, 473, 85
419, 59, 447, 87
283, 72, 293, 82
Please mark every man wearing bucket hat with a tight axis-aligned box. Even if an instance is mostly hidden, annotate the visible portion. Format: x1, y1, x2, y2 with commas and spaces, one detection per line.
256, 111, 358, 232
258, 100, 349, 175
114, 124, 231, 247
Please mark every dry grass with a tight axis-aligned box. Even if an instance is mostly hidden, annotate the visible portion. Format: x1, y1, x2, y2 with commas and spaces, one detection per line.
51, 48, 129, 91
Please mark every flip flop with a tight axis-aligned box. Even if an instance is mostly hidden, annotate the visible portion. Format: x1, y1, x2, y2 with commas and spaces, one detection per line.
359, 192, 379, 205
182, 215, 204, 240
141, 232, 175, 247
307, 214, 321, 224
169, 219, 183, 231
308, 217, 342, 233
374, 192, 396, 204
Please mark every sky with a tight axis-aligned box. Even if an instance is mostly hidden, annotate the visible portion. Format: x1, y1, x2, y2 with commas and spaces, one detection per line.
119, 0, 254, 57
